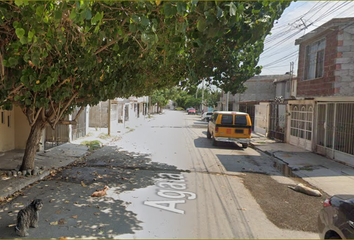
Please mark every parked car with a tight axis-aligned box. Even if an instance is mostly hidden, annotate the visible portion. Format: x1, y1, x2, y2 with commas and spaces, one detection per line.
187, 108, 196, 115
207, 111, 252, 148
201, 112, 213, 121
318, 195, 354, 239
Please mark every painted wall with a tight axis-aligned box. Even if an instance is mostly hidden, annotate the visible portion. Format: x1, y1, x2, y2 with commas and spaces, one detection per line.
254, 103, 270, 136
14, 106, 31, 149
0, 108, 15, 151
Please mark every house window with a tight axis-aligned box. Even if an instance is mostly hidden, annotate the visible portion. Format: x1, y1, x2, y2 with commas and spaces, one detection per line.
304, 39, 325, 80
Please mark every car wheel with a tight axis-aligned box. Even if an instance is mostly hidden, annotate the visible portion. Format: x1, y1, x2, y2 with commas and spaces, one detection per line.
242, 143, 248, 148
207, 129, 211, 139
327, 233, 341, 239
212, 137, 217, 146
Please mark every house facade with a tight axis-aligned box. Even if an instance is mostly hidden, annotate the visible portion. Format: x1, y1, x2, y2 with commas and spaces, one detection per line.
219, 75, 291, 135
288, 17, 354, 165
0, 106, 31, 152
89, 96, 149, 130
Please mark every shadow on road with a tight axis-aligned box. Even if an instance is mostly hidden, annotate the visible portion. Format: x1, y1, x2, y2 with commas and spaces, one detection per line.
0, 146, 184, 239
193, 136, 245, 150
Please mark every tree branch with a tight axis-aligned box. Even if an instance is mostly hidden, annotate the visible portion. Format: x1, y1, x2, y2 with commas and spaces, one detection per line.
0, 51, 4, 82
95, 40, 118, 55
30, 108, 43, 127
73, 106, 85, 122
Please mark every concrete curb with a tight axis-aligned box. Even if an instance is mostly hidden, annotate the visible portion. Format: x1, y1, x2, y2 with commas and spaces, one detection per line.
0, 170, 50, 199
250, 143, 301, 179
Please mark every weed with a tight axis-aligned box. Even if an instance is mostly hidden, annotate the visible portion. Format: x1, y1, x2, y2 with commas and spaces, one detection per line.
80, 140, 102, 151
98, 133, 110, 139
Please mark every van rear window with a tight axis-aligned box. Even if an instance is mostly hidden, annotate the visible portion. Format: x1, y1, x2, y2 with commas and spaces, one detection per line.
221, 115, 233, 125
235, 115, 247, 125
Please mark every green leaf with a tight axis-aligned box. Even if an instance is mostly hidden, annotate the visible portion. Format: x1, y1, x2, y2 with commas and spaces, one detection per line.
20, 36, 27, 45
54, 10, 62, 20
13, 21, 20, 29
14, 95, 21, 101
92, 12, 103, 25
36, 6, 45, 17
141, 16, 149, 27
15, 28, 25, 38
14, 1, 24, 7
31, 52, 40, 66
69, 10, 77, 20
217, 6, 223, 19
177, 2, 187, 14
197, 18, 206, 32
164, 3, 177, 18
84, 9, 92, 20
229, 3, 237, 16
8, 57, 18, 67
28, 30, 35, 40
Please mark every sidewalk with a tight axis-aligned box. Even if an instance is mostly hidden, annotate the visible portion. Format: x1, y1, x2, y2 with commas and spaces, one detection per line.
0, 143, 89, 200
251, 132, 354, 196
0, 116, 150, 200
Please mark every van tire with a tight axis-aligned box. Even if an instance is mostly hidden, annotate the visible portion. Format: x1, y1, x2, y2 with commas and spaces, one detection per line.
212, 137, 217, 146
242, 143, 248, 148
207, 129, 211, 139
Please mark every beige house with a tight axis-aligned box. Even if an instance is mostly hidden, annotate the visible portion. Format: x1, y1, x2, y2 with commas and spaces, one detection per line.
0, 106, 31, 152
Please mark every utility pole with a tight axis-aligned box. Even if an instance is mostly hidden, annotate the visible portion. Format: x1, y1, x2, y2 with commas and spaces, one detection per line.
226, 91, 229, 111
290, 61, 294, 81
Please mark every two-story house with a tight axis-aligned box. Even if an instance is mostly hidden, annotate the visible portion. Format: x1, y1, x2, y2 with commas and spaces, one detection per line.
288, 17, 354, 165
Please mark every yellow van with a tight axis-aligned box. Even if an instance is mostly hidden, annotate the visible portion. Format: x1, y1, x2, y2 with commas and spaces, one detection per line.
207, 111, 252, 148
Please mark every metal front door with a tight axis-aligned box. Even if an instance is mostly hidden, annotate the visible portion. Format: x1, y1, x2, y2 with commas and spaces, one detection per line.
269, 103, 286, 142
289, 104, 313, 151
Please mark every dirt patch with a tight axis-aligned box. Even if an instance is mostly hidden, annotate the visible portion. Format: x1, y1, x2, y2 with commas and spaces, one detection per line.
241, 172, 329, 233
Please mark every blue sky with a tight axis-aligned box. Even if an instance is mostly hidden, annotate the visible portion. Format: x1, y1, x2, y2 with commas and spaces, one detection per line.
258, 1, 354, 76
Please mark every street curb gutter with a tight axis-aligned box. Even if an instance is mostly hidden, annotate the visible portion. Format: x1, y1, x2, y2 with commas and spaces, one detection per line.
0, 170, 50, 199
249, 143, 300, 179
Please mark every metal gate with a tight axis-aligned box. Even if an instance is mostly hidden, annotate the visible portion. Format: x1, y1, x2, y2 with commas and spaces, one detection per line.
316, 102, 354, 161
71, 107, 87, 141
44, 124, 70, 150
269, 103, 287, 142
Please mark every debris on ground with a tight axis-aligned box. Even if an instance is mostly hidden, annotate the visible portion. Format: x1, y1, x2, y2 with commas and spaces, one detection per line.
288, 183, 322, 197
91, 186, 109, 197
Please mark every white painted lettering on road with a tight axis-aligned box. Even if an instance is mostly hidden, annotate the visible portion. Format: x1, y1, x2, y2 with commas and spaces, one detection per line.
157, 182, 187, 190
157, 190, 196, 200
144, 173, 196, 214
144, 200, 185, 214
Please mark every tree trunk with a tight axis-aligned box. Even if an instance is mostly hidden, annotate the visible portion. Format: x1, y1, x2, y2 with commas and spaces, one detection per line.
20, 120, 46, 171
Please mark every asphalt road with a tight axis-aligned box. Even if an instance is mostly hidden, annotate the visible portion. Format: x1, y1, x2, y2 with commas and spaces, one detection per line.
0, 110, 318, 239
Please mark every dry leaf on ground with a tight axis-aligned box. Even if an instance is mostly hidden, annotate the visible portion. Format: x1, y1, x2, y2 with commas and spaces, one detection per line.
91, 186, 108, 197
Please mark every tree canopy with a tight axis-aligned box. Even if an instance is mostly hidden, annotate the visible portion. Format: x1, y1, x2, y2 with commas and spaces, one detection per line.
0, 1, 291, 170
